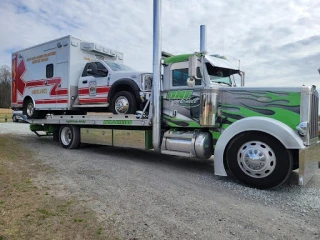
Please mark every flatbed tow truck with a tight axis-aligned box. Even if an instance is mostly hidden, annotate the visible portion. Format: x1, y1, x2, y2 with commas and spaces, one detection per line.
25, 0, 319, 189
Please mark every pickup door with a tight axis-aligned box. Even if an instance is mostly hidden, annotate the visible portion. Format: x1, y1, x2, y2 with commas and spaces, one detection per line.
78, 62, 110, 104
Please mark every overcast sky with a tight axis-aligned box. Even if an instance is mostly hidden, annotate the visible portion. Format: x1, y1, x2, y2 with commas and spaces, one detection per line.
0, 0, 319, 87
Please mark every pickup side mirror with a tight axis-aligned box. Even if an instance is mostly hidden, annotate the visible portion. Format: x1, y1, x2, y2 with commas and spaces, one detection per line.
98, 69, 108, 77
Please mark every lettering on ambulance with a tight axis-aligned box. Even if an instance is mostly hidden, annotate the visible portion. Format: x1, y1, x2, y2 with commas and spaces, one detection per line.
32, 88, 47, 94
26, 51, 56, 64
13, 58, 68, 105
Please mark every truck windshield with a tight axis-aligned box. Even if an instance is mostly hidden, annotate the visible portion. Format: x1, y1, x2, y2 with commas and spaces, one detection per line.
205, 63, 232, 86
104, 61, 134, 71
210, 75, 232, 86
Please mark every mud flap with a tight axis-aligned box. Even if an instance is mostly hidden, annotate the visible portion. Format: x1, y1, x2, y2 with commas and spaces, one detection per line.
298, 141, 320, 185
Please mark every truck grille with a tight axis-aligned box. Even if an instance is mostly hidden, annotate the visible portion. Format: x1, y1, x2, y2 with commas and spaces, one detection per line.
309, 91, 319, 140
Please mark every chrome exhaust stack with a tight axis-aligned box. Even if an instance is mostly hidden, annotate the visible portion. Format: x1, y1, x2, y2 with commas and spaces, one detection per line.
152, 0, 162, 152
200, 25, 207, 53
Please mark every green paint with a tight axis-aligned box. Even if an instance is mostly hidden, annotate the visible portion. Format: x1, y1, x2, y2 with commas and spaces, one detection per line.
30, 124, 57, 134
144, 130, 153, 149
163, 115, 201, 127
221, 104, 300, 130
210, 130, 221, 141
103, 120, 132, 125
30, 124, 44, 132
45, 125, 57, 133
167, 90, 193, 100
164, 54, 193, 65
236, 91, 300, 106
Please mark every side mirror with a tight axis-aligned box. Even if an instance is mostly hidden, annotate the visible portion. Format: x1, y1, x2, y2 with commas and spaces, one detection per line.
188, 55, 197, 79
187, 77, 195, 88
98, 69, 108, 77
240, 71, 245, 87
188, 55, 198, 88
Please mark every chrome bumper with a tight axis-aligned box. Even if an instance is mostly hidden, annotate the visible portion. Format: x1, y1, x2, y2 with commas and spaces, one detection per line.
299, 141, 320, 185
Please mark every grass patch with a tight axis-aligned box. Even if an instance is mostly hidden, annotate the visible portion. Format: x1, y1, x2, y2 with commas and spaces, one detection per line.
0, 135, 119, 239
0, 108, 11, 114
0, 108, 12, 122
0, 113, 12, 123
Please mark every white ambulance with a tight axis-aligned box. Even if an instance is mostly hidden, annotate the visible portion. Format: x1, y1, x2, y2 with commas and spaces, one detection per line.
11, 35, 152, 119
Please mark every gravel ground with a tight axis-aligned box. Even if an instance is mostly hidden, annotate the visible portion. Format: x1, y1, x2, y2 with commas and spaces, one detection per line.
1, 122, 319, 239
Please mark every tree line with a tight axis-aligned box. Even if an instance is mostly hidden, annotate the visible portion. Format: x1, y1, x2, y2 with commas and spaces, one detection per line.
0, 65, 11, 108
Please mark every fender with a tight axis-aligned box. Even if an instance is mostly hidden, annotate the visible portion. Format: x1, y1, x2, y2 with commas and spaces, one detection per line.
214, 116, 305, 177
108, 78, 141, 103
23, 95, 36, 108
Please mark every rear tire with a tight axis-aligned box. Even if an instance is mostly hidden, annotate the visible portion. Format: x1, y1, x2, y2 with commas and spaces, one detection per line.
111, 91, 137, 114
23, 99, 42, 119
59, 125, 80, 149
226, 132, 293, 189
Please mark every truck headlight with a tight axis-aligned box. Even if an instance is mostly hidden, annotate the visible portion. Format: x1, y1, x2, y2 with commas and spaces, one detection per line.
296, 121, 308, 136
141, 74, 152, 91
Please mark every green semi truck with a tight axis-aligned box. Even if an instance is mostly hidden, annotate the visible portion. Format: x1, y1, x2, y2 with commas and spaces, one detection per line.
28, 0, 319, 189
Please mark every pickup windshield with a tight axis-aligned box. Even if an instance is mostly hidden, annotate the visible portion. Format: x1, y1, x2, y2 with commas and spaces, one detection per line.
104, 61, 134, 71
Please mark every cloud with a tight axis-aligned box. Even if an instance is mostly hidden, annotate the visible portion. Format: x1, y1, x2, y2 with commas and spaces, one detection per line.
0, 0, 319, 88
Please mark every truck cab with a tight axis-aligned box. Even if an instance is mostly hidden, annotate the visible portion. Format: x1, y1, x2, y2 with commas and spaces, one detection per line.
161, 53, 244, 126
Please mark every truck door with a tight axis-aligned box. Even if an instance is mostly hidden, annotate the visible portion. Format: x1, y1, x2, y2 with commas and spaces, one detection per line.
78, 62, 110, 105
163, 62, 203, 127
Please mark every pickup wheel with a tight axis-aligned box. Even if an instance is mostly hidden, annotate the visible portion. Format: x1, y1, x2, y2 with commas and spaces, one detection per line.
226, 132, 293, 189
111, 91, 137, 114
59, 125, 80, 149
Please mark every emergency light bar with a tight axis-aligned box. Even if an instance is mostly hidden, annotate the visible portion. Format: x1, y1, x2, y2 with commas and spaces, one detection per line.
80, 42, 118, 58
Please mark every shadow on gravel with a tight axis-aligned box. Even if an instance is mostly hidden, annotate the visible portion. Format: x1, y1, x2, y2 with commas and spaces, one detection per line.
27, 136, 320, 192
81, 143, 216, 174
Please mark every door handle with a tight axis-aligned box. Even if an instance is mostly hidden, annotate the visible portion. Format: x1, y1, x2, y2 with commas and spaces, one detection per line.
82, 80, 88, 84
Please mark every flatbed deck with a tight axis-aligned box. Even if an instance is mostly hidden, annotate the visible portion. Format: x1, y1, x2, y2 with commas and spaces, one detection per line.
29, 114, 152, 127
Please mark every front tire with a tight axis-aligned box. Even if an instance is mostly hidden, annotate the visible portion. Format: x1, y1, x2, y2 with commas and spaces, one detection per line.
59, 125, 80, 149
226, 132, 293, 189
111, 91, 137, 114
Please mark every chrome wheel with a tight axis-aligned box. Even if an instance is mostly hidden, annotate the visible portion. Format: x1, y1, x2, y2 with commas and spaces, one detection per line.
60, 127, 72, 146
114, 96, 129, 114
237, 141, 276, 178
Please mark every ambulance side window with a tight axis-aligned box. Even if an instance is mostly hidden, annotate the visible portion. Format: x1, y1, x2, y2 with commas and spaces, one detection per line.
82, 63, 91, 77
46, 64, 54, 78
82, 62, 108, 77
95, 62, 108, 77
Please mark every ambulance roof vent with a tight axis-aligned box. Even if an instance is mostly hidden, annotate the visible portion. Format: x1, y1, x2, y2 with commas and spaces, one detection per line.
80, 42, 117, 57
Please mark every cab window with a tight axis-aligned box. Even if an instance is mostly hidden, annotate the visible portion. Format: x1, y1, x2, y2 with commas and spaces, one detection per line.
172, 68, 202, 87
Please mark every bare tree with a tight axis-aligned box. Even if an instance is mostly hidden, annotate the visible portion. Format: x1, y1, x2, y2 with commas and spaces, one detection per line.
0, 65, 11, 108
